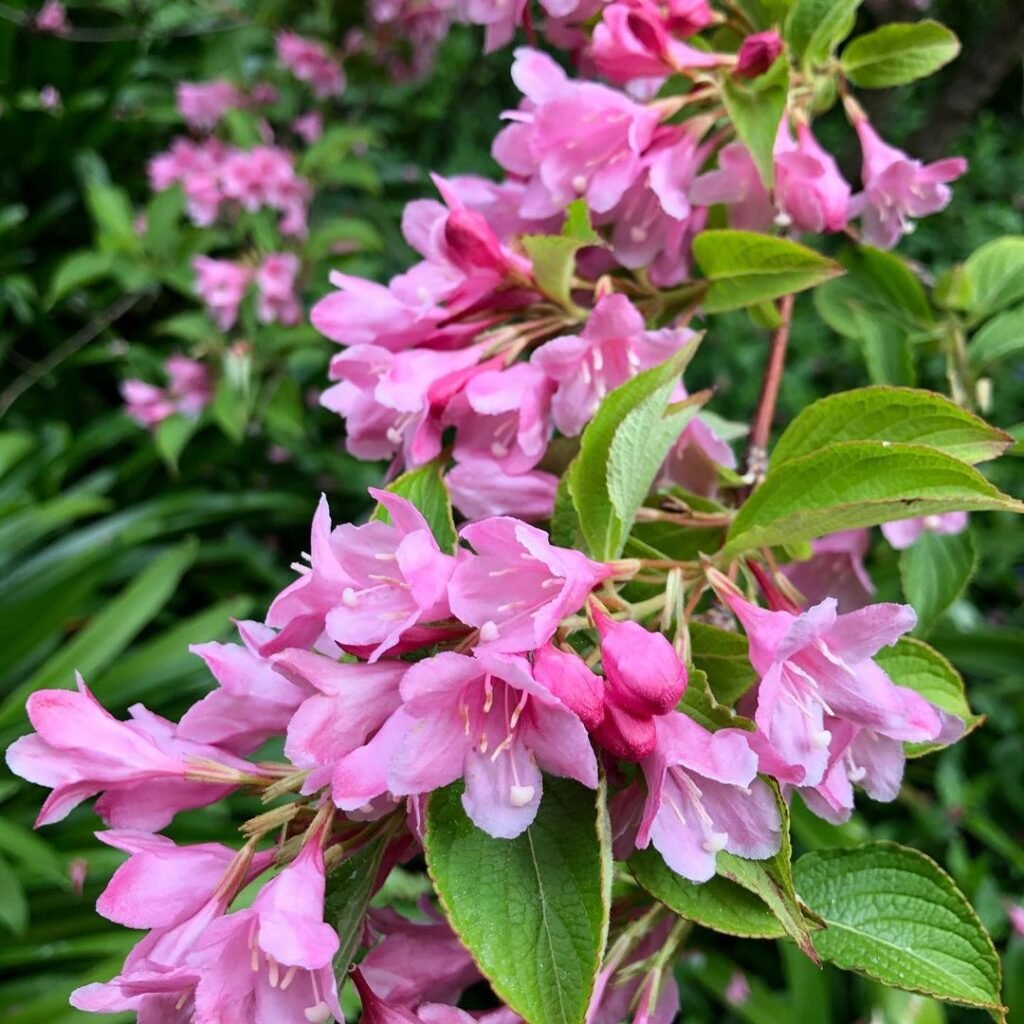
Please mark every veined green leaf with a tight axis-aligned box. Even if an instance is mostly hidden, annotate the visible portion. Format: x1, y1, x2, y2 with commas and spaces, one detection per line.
841, 21, 961, 89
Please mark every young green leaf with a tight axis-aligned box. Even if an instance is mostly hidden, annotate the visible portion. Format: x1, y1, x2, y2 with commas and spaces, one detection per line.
522, 212, 603, 313
968, 306, 1024, 370
46, 250, 115, 307
793, 842, 1004, 1016
721, 60, 788, 189
373, 459, 457, 553
841, 21, 961, 89
425, 778, 611, 1024
154, 413, 200, 475
872, 636, 981, 755
771, 388, 1013, 466
899, 528, 977, 637
964, 236, 1024, 320
784, 0, 861, 65
569, 344, 702, 560
724, 441, 1024, 556
692, 231, 842, 314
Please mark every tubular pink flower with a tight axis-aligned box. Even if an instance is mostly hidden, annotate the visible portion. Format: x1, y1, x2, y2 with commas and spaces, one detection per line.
176, 80, 244, 132
881, 511, 968, 550
774, 120, 851, 233
784, 529, 875, 613
192, 255, 251, 331
276, 31, 346, 97
256, 252, 303, 326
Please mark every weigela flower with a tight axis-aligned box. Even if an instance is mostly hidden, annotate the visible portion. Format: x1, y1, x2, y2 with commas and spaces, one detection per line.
784, 529, 875, 613
689, 142, 774, 232
852, 115, 967, 249
735, 30, 783, 78
276, 31, 346, 97
711, 571, 944, 788
34, 0, 68, 34
881, 511, 968, 550
445, 460, 559, 521
177, 80, 244, 132
192, 255, 252, 330
388, 651, 598, 838
448, 516, 613, 653
256, 252, 302, 326
614, 712, 782, 882
774, 120, 851, 233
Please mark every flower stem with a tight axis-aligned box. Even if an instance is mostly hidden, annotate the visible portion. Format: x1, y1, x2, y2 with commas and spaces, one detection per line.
746, 292, 796, 485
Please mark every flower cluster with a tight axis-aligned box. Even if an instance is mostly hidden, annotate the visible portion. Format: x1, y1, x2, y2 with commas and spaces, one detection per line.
121, 355, 213, 428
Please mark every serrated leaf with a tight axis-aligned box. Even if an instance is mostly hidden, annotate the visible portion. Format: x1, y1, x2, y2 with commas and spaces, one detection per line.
771, 388, 1012, 466
968, 305, 1024, 370
693, 231, 842, 314
794, 842, 1004, 1016
562, 199, 603, 245
841, 21, 961, 89
154, 414, 200, 474
373, 460, 457, 553
724, 441, 1024, 556
425, 778, 610, 1024
721, 62, 788, 189
678, 668, 752, 733
47, 250, 115, 306
569, 345, 701, 560
325, 831, 390, 983
522, 234, 591, 313
872, 637, 980, 755
899, 528, 977, 636
550, 470, 580, 549
785, 0, 861, 64
964, 236, 1024, 320
689, 622, 757, 706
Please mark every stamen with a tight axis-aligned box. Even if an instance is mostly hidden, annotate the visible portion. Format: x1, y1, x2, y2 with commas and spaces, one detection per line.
386, 426, 404, 445
342, 587, 359, 607
510, 784, 536, 807
267, 953, 280, 988
497, 600, 526, 612
702, 831, 729, 853
305, 1002, 332, 1024
281, 965, 299, 991
509, 689, 529, 730
810, 729, 832, 749
480, 620, 499, 642
483, 674, 494, 713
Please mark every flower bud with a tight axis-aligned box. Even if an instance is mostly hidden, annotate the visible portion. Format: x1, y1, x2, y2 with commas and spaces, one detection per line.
735, 30, 783, 79
593, 701, 657, 762
444, 208, 509, 276
592, 607, 687, 718
533, 644, 605, 730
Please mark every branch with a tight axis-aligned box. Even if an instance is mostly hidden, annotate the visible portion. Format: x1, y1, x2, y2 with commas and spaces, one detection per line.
745, 293, 795, 485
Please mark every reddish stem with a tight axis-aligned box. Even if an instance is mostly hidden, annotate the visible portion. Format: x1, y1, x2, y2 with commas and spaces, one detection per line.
746, 293, 795, 483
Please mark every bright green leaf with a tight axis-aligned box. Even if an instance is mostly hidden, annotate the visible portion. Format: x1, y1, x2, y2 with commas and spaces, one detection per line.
693, 231, 842, 314
785, 0, 861, 64
724, 441, 1024, 556
154, 414, 200, 474
899, 528, 977, 636
47, 251, 115, 306
374, 459, 457, 553
522, 235, 590, 313
771, 387, 1012, 466
794, 842, 1003, 1015
689, 622, 757, 706
968, 306, 1024, 370
964, 236, 1024, 320
0, 857, 27, 935
425, 778, 611, 1024
722, 61, 788, 189
841, 21, 961, 89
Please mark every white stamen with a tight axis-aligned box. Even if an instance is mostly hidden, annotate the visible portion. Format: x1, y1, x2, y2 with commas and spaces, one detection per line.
773, 210, 793, 228
480, 620, 500, 642
510, 784, 536, 806
702, 831, 729, 853
386, 426, 404, 445
305, 1002, 333, 1024
629, 226, 648, 243
342, 587, 359, 607
592, 347, 604, 372
848, 764, 867, 783
571, 174, 588, 194
811, 729, 832, 749
267, 954, 280, 988
491, 441, 509, 457
497, 600, 526, 612
373, 551, 398, 561
923, 514, 942, 530
281, 965, 299, 991
479, 734, 489, 754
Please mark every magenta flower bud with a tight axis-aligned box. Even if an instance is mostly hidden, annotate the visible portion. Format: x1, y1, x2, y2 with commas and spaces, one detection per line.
592, 607, 687, 718
443, 208, 510, 276
593, 700, 658, 762
533, 644, 605, 731
735, 30, 783, 79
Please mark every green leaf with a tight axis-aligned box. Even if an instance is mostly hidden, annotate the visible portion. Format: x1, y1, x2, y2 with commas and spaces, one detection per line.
841, 21, 961, 89
0, 539, 198, 728
83, 180, 139, 253
689, 622, 757, 706
693, 231, 842, 314
47, 250, 115, 306
872, 637, 981, 755
144, 184, 184, 262
561, 199, 603, 245
374, 460, 457, 553
968, 306, 1024, 370
724, 441, 1024, 556
964, 236, 1024, 320
325, 830, 391, 983
856, 310, 917, 386
771, 388, 1013, 466
793, 842, 1004, 1016
678, 668, 752, 732
785, 0, 861, 64
721, 60, 788, 189
569, 345, 702, 560
522, 235, 590, 313
550, 471, 581, 549
0, 818, 68, 887
425, 778, 611, 1024
154, 414, 200, 474
630, 846, 787, 940
899, 528, 977, 637
0, 857, 27, 935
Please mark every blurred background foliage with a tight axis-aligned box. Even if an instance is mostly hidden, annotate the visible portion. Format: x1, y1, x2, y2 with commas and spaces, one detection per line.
0, 0, 1022, 1022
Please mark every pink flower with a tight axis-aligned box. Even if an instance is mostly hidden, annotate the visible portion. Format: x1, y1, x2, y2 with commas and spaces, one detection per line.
665, 0, 713, 35
176, 80, 244, 132
449, 516, 613, 653
388, 650, 598, 837
689, 142, 774, 232
531, 644, 606, 731
192, 255, 251, 330
120, 353, 210, 430
724, 971, 751, 1006
532, 293, 695, 436
1008, 904, 1024, 939
274, 648, 410, 811
592, 1, 725, 85
34, 0, 68, 34
456, 0, 526, 53
322, 489, 456, 661
881, 511, 968, 550
711, 572, 944, 788
494, 48, 662, 219
256, 252, 302, 326
774, 120, 851, 233
614, 712, 782, 882
735, 30, 783, 78
120, 380, 177, 428
178, 620, 311, 754
5, 675, 258, 829
38, 84, 61, 109
445, 461, 559, 521
276, 31, 346, 97
293, 111, 324, 144
322, 342, 485, 466
659, 403, 738, 496
189, 839, 343, 1024
361, 907, 480, 1006
852, 116, 967, 248
784, 529, 875, 613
